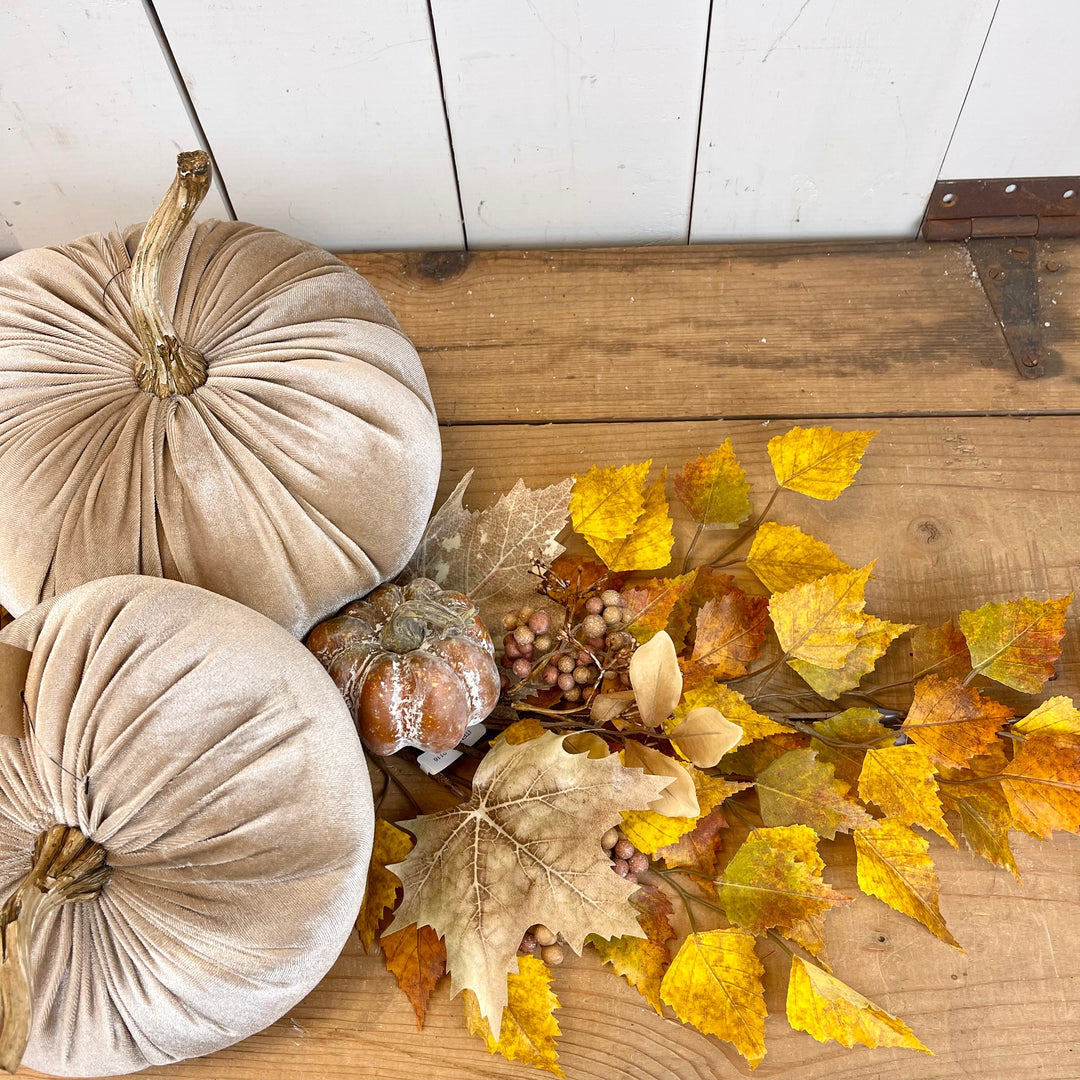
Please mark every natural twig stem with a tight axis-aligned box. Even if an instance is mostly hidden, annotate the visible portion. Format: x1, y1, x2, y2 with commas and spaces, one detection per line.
0, 825, 110, 1074
131, 150, 212, 397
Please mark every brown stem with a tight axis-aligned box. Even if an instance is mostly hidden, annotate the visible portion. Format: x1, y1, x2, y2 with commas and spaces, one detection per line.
131, 150, 212, 397
0, 825, 110, 1074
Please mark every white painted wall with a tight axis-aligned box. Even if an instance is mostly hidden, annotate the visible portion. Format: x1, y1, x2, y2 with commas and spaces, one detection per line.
2, 1, 1078, 253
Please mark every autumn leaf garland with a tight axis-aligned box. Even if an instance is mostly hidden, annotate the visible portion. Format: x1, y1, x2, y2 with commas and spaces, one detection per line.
360, 425, 1079, 1075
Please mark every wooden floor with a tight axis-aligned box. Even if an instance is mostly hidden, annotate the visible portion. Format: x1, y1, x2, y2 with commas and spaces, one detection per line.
45, 238, 1080, 1079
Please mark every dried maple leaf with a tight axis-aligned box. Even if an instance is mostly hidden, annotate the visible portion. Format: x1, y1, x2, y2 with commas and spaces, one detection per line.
853, 819, 960, 948
769, 564, 875, 670
379, 923, 447, 1031
585, 472, 674, 572
622, 569, 699, 647
357, 818, 414, 952
940, 782, 1021, 881
754, 748, 874, 839
660, 929, 767, 1068
386, 731, 669, 1025
901, 675, 1014, 772
673, 441, 753, 529
720, 824, 850, 936
999, 737, 1080, 839
858, 744, 955, 846
588, 883, 676, 1013
746, 521, 852, 594
570, 460, 651, 542
689, 591, 770, 680
405, 470, 574, 631
786, 956, 930, 1054
767, 425, 877, 500
959, 594, 1072, 693
809, 708, 895, 786
911, 620, 972, 682
463, 956, 563, 1077
674, 679, 789, 747
789, 615, 915, 700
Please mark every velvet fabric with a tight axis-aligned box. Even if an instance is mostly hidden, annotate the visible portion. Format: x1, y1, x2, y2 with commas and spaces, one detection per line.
0, 219, 441, 638
0, 576, 373, 1077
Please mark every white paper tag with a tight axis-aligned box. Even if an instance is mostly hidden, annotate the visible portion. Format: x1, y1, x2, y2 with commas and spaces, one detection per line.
416, 724, 488, 775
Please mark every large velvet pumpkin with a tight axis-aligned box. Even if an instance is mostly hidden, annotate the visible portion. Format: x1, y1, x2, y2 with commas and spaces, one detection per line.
0, 152, 440, 637
0, 575, 373, 1076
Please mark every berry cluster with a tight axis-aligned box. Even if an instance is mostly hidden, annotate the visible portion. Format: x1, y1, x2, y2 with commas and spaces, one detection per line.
517, 923, 565, 965
601, 827, 649, 883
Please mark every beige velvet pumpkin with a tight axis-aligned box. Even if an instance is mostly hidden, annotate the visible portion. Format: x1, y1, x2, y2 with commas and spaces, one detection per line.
0, 152, 440, 638
0, 575, 373, 1076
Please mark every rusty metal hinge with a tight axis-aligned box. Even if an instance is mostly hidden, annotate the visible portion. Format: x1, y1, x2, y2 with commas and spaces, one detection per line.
922, 177, 1080, 241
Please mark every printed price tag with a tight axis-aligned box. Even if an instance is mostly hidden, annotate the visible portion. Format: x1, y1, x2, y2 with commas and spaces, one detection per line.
416, 723, 487, 775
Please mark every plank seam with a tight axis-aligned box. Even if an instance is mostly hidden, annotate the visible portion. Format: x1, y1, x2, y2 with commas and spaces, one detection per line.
139, 0, 238, 220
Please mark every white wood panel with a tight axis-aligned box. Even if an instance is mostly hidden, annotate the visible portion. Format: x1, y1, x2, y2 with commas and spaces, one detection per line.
431, 0, 711, 247
152, 0, 463, 252
691, 0, 999, 242
0, 2, 229, 256
942, 0, 1080, 179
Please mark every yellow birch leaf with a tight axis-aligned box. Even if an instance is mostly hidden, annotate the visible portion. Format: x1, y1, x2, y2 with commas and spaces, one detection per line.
746, 521, 852, 593
767, 426, 878, 500
463, 956, 564, 1077
720, 825, 850, 935
585, 472, 674, 572
858, 744, 955, 846
669, 707, 744, 767
660, 929, 767, 1069
999, 736, 1080, 839
755, 748, 874, 839
570, 460, 651, 542
786, 956, 931, 1054
809, 708, 895, 786
853, 819, 960, 948
653, 807, 728, 898
357, 818, 414, 952
784, 912, 830, 965
675, 679, 789, 747
940, 782, 1021, 881
901, 674, 1014, 772
789, 615, 915, 700
959, 594, 1072, 694
500, 717, 547, 744
769, 564, 875, 669
673, 440, 753, 529
720, 734, 808, 779
621, 768, 747, 854
1014, 695, 1080, 739
622, 570, 699, 646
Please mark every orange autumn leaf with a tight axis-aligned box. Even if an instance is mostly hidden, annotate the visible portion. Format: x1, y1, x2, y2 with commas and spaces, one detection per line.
589, 883, 676, 1013
673, 440, 753, 529
786, 956, 931, 1054
463, 956, 563, 1077
769, 564, 875, 669
720, 825, 850, 936
809, 708, 896, 786
585, 472, 674, 572
746, 521, 852, 594
790, 615, 914, 700
543, 557, 627, 608
659, 929, 767, 1069
688, 567, 742, 608
689, 591, 770, 680
940, 782, 1021, 881
754, 748, 874, 839
674, 679, 789, 747
357, 818, 414, 952
959, 594, 1072, 693
999, 737, 1080, 839
858, 744, 955, 846
379, 923, 447, 1031
911, 620, 972, 682
622, 569, 699, 647
569, 459, 651, 542
901, 675, 1014, 772
767, 426, 878, 500
653, 807, 728, 898
853, 819, 960, 948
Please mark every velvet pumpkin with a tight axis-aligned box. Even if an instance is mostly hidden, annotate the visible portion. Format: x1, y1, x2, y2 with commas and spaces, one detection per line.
0, 575, 373, 1076
0, 151, 441, 638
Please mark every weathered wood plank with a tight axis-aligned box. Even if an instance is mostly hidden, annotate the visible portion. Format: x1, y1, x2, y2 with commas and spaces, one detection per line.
342, 240, 1080, 422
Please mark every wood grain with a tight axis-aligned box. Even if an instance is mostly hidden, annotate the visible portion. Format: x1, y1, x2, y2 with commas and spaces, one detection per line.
342, 239, 1080, 422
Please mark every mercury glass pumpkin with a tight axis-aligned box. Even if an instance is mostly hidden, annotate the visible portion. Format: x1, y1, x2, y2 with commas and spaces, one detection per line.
0, 151, 441, 638
0, 575, 373, 1076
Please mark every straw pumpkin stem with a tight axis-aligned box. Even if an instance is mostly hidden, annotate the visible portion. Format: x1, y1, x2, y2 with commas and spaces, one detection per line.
0, 824, 110, 1074
130, 150, 212, 397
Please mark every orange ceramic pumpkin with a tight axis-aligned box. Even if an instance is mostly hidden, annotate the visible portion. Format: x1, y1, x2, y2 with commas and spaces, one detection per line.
306, 578, 500, 756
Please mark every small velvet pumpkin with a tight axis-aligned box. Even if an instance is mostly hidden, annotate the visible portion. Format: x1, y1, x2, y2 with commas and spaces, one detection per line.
307, 577, 501, 756
0, 151, 441, 638
0, 575, 373, 1076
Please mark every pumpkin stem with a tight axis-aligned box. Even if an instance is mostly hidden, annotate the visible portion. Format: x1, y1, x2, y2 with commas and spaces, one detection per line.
381, 598, 478, 654
0, 825, 110, 1074
131, 150, 212, 397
